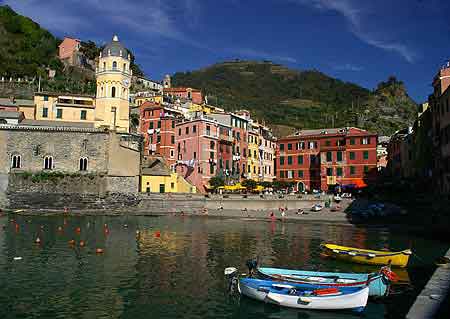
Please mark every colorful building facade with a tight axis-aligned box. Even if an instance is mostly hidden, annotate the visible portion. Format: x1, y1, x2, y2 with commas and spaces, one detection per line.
276, 127, 378, 192
163, 87, 203, 104
139, 102, 182, 167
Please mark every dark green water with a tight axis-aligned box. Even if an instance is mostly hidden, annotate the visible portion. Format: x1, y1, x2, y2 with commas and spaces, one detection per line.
0, 215, 446, 319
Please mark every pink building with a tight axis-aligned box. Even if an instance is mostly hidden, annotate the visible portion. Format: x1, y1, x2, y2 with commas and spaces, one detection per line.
175, 117, 220, 192
58, 37, 82, 66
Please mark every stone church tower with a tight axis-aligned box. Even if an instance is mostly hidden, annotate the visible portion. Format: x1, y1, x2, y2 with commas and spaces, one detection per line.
163, 74, 171, 88
95, 35, 131, 132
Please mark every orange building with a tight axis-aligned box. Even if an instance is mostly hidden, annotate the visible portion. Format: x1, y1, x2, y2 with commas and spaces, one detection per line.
58, 37, 82, 66
163, 87, 202, 104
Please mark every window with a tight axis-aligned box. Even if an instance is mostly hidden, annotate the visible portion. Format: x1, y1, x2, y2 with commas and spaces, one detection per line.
310, 154, 316, 164
287, 143, 292, 150
79, 157, 88, 171
111, 87, 116, 98
172, 121, 175, 129
248, 165, 251, 173
56, 109, 63, 119
170, 150, 174, 158
349, 151, 355, 160
280, 156, 285, 165
364, 166, 369, 173
157, 135, 161, 143
42, 107, 48, 118
11, 155, 21, 169
254, 150, 257, 158
80, 110, 87, 120
326, 151, 332, 162
325, 140, 331, 146
112, 61, 117, 69
210, 141, 215, 149
185, 127, 189, 134
210, 151, 214, 159
350, 138, 355, 145
158, 121, 161, 129
210, 163, 214, 174
193, 152, 197, 159
350, 166, 356, 175
159, 184, 165, 193
309, 141, 316, 149
363, 151, 369, 160
298, 170, 304, 178
193, 125, 197, 133
206, 125, 211, 135
149, 122, 154, 129
336, 167, 343, 176
280, 171, 285, 178
337, 151, 343, 162
123, 63, 127, 72
362, 137, 369, 145
326, 167, 333, 176
297, 155, 304, 165
279, 144, 285, 151
44, 156, 53, 170
178, 128, 181, 136
171, 135, 175, 144
287, 156, 293, 165
253, 166, 256, 174
171, 182, 175, 189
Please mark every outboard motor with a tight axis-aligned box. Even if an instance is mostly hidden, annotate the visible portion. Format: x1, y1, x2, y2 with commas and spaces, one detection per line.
224, 267, 238, 294
246, 259, 258, 277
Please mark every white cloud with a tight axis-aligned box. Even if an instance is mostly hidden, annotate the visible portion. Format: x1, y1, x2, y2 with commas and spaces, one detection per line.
295, 0, 418, 63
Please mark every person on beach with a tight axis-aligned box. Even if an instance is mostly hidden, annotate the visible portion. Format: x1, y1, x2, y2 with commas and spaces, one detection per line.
270, 211, 275, 221
297, 208, 304, 215
281, 210, 286, 219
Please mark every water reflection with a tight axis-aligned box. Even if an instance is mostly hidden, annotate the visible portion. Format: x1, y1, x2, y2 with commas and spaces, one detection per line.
0, 215, 446, 319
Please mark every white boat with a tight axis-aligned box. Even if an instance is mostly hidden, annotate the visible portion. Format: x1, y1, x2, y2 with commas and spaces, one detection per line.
239, 278, 368, 312
311, 204, 323, 212
334, 195, 342, 202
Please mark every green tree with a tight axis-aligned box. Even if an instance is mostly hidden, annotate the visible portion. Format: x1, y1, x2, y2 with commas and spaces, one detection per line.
241, 179, 257, 191
209, 176, 225, 190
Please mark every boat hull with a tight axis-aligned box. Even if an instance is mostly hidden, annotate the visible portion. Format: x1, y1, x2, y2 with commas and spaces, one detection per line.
322, 244, 411, 268
258, 267, 388, 297
239, 278, 368, 311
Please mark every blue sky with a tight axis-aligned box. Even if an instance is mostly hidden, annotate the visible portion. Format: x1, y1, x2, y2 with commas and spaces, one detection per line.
3, 0, 450, 102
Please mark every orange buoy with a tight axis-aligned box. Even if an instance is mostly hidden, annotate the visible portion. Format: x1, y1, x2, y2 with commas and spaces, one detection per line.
95, 248, 104, 254
75, 227, 81, 233
69, 239, 75, 245
57, 226, 63, 232
154, 230, 161, 238
79, 240, 85, 247
35, 237, 41, 244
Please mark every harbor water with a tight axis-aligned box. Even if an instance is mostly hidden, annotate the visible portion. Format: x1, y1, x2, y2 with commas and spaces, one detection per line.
0, 214, 447, 318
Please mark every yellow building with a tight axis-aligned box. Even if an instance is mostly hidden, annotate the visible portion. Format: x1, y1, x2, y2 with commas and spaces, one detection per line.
141, 157, 196, 193
34, 92, 96, 123
135, 93, 163, 106
95, 35, 131, 132
247, 129, 260, 181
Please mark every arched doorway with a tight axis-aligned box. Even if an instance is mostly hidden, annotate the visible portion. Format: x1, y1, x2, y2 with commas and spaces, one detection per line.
297, 181, 305, 193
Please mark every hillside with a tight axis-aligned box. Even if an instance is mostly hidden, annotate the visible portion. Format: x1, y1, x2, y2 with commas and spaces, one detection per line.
173, 61, 418, 135
0, 5, 143, 97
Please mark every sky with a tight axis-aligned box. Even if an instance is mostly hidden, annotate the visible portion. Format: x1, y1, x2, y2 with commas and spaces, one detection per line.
2, 0, 450, 102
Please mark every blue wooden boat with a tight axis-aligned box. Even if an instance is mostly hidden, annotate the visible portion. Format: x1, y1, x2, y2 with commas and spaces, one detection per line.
258, 267, 390, 297
239, 278, 369, 312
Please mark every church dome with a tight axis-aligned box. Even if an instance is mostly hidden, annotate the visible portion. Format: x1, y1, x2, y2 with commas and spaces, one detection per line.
102, 35, 128, 59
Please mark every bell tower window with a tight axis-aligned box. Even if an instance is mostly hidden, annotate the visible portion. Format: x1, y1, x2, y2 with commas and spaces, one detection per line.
112, 61, 117, 70
111, 87, 116, 98
103, 62, 106, 70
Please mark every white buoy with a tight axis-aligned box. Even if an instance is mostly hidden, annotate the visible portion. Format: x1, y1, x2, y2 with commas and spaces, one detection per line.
224, 267, 237, 276
13, 257, 22, 261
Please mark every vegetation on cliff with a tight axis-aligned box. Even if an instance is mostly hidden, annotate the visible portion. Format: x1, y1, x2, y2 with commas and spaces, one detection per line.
173, 61, 418, 135
0, 5, 144, 96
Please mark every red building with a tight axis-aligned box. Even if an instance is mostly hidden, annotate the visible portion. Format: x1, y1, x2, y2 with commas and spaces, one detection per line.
139, 102, 183, 167
163, 87, 203, 104
276, 127, 378, 192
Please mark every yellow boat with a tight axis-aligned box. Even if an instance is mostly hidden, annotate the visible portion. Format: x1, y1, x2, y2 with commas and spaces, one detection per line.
322, 244, 412, 268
